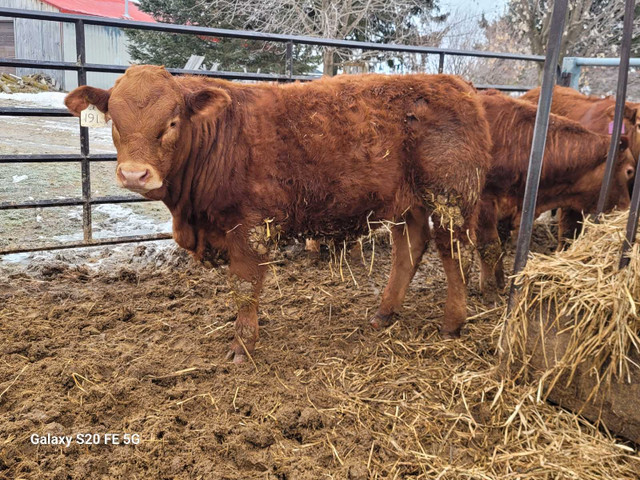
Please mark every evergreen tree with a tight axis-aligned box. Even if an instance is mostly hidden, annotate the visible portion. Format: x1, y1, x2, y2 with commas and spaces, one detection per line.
127, 0, 320, 75
127, 0, 445, 75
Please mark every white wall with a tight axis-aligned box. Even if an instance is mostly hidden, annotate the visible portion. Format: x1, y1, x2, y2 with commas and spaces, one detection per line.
63, 23, 132, 90
0, 0, 64, 86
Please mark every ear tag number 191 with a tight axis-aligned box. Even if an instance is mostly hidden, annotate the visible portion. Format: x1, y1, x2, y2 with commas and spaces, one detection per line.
80, 104, 108, 128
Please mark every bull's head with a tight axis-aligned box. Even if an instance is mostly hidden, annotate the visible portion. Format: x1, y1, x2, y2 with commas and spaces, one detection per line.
64, 65, 231, 200
604, 103, 640, 162
572, 136, 635, 213
610, 142, 636, 210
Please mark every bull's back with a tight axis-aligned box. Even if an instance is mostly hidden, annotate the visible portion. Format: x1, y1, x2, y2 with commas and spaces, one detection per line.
523, 86, 613, 131
481, 92, 607, 193
246, 74, 489, 231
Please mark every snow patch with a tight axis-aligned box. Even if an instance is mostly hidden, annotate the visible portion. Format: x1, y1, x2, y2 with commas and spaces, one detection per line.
0, 92, 68, 109
91, 203, 172, 239
12, 175, 28, 183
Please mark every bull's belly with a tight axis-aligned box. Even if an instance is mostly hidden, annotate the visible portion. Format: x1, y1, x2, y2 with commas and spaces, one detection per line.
281, 208, 398, 243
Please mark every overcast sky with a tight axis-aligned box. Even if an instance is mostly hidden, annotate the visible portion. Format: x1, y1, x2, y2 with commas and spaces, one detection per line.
440, 0, 508, 21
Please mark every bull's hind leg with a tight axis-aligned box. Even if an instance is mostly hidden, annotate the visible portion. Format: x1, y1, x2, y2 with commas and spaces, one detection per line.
557, 208, 583, 250
371, 209, 430, 328
477, 199, 504, 300
226, 244, 266, 364
433, 225, 474, 338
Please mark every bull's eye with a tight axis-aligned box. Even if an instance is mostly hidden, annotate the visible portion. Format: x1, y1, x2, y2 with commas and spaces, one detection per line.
626, 166, 635, 179
170, 121, 177, 128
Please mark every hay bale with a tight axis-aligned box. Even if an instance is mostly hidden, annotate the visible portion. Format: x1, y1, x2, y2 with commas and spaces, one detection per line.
503, 211, 640, 443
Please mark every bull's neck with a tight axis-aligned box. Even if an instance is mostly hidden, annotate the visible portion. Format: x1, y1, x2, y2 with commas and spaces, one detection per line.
539, 133, 609, 185
163, 98, 247, 224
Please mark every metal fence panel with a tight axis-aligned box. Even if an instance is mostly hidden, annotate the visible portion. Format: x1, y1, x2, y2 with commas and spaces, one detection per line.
0, 7, 543, 255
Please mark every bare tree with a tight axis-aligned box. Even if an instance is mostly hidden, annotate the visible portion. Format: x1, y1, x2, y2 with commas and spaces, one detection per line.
424, 12, 538, 88
507, 0, 640, 66
191, 0, 447, 74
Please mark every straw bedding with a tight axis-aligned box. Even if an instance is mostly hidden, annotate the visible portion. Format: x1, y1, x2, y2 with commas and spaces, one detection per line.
503, 211, 640, 397
0, 223, 639, 478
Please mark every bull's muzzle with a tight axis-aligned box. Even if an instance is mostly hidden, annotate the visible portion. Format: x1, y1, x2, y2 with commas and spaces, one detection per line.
116, 163, 163, 193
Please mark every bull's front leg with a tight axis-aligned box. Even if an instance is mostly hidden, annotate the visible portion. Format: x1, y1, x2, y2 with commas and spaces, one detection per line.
225, 243, 266, 364
371, 210, 430, 328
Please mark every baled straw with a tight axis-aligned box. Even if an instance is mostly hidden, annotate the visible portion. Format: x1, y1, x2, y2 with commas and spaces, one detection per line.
502, 210, 640, 397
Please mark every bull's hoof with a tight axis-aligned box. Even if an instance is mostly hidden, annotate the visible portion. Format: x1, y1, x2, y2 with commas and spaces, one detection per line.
481, 288, 500, 304
225, 350, 248, 364
439, 327, 462, 339
370, 312, 395, 329
226, 339, 254, 364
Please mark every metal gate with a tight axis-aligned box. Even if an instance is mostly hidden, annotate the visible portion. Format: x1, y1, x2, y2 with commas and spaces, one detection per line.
0, 7, 546, 256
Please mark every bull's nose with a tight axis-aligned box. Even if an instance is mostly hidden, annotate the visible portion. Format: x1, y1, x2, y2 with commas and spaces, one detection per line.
118, 168, 150, 189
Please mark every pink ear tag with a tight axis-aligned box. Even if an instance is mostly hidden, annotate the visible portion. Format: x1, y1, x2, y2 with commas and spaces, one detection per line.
608, 121, 626, 135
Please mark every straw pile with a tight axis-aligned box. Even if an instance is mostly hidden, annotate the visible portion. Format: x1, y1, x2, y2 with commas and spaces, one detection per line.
503, 211, 640, 393
316, 318, 640, 479
0, 73, 58, 93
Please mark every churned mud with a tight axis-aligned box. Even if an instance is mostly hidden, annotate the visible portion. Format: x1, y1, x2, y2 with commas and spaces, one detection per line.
4, 226, 632, 480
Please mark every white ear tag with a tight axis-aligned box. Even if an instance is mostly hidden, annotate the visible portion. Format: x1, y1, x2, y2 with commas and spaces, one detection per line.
80, 104, 107, 128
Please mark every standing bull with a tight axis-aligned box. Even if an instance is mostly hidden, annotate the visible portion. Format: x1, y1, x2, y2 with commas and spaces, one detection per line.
477, 90, 635, 296
65, 66, 492, 362
521, 85, 640, 246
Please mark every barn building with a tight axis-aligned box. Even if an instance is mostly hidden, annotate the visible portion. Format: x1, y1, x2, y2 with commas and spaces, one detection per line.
0, 0, 154, 90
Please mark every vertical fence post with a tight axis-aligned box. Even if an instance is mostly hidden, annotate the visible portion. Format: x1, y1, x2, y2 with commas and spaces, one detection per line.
75, 19, 92, 243
286, 41, 293, 80
438, 53, 444, 74
595, 0, 635, 217
507, 0, 569, 307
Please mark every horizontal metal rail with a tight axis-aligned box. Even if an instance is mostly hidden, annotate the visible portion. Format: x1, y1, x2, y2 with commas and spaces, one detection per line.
561, 56, 640, 89
0, 7, 545, 62
0, 195, 154, 210
0, 58, 81, 70
0, 107, 72, 116
475, 84, 534, 92
0, 154, 116, 163
0, 233, 173, 256
0, 58, 319, 81
0, 57, 539, 91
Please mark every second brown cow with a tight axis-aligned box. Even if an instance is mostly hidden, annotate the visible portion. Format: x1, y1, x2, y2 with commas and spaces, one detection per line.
65, 66, 492, 362
521, 85, 640, 245
477, 90, 635, 295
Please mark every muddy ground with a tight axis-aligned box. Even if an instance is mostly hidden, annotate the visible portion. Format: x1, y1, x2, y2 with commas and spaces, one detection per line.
2, 225, 639, 480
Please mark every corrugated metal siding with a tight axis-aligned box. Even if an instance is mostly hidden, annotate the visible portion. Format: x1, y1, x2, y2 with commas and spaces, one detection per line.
0, 20, 16, 74
1, 0, 135, 90
0, 0, 64, 87
63, 23, 132, 90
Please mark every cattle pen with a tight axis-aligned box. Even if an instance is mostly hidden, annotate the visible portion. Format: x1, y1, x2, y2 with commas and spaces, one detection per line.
0, 6, 546, 257
1, 2, 640, 480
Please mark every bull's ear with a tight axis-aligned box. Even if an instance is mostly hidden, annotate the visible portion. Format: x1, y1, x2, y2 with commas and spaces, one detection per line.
622, 104, 638, 125
64, 86, 111, 116
185, 87, 231, 118
620, 135, 630, 151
